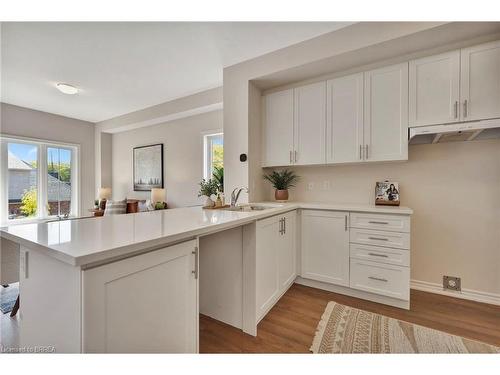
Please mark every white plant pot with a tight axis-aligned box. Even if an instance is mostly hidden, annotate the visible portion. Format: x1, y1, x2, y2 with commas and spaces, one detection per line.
204, 196, 215, 208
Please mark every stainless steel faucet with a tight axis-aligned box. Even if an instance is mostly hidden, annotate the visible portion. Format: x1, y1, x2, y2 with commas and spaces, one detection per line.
230, 187, 248, 207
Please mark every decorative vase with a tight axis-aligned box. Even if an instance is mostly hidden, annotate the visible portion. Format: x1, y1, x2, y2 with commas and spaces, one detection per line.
215, 196, 222, 207
205, 196, 215, 208
275, 189, 289, 201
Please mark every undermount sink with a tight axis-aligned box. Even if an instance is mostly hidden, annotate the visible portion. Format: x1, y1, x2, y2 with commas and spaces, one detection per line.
224, 204, 276, 212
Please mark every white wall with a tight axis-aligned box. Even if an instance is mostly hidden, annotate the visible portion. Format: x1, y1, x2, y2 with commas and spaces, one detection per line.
0, 102, 95, 211
264, 139, 500, 296
111, 110, 222, 207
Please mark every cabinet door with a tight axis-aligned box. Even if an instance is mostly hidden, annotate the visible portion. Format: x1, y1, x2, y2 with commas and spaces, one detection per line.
301, 210, 349, 286
293, 81, 326, 165
409, 50, 460, 127
263, 89, 294, 167
83, 240, 198, 353
364, 63, 408, 162
326, 73, 364, 163
256, 216, 280, 319
278, 211, 296, 290
460, 40, 500, 121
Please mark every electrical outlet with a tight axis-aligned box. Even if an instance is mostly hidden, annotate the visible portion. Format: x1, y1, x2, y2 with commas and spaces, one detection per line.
443, 276, 461, 291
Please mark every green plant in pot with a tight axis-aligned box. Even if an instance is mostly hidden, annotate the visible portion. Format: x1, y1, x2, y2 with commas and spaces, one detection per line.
263, 169, 299, 201
198, 178, 219, 207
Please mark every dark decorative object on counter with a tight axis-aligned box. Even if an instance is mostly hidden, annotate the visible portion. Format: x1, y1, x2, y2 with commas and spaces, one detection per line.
375, 180, 400, 206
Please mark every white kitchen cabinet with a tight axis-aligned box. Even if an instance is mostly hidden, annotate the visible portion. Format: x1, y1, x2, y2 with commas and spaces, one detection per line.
364, 63, 409, 162
326, 73, 364, 163
460, 40, 500, 121
301, 210, 349, 286
83, 240, 198, 353
263, 89, 294, 167
409, 50, 461, 127
278, 210, 297, 290
293, 81, 326, 165
256, 211, 296, 321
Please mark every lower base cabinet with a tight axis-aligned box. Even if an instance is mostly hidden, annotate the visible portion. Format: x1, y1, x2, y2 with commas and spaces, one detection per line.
301, 210, 350, 286
256, 211, 296, 321
83, 240, 198, 353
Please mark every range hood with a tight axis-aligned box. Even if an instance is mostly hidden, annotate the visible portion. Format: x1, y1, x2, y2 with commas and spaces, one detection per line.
409, 118, 500, 145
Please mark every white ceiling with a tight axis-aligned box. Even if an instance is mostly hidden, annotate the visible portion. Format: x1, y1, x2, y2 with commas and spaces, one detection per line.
1, 22, 351, 123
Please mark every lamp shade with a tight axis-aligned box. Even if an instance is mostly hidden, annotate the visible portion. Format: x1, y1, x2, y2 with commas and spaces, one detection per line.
99, 187, 112, 200
151, 188, 166, 204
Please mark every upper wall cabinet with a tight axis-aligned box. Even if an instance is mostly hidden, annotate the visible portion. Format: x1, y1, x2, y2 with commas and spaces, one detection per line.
364, 63, 408, 162
409, 50, 460, 127
293, 81, 327, 165
326, 73, 364, 164
460, 40, 500, 122
409, 40, 500, 127
263, 89, 294, 167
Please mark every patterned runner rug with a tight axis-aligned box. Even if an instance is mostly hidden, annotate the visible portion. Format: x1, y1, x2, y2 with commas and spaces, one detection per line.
311, 301, 500, 353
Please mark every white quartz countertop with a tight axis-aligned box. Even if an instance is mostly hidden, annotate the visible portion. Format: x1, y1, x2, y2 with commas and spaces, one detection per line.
0, 202, 412, 267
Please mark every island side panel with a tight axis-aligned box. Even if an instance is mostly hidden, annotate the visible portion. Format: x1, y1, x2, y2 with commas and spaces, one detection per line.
242, 222, 257, 336
199, 227, 243, 329
19, 246, 82, 353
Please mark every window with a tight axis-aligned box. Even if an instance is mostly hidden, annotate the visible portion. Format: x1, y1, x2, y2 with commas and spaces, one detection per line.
1, 136, 79, 223
203, 132, 223, 180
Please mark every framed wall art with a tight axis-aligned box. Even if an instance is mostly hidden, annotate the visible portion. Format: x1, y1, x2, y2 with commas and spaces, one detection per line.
133, 144, 164, 191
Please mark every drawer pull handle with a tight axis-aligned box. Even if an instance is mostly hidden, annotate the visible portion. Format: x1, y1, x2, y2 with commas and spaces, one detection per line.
369, 276, 388, 282
368, 236, 389, 241
368, 252, 389, 258
368, 221, 389, 225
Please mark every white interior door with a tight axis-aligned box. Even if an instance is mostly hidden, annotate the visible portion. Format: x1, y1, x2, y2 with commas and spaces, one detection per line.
326, 73, 364, 163
263, 89, 294, 167
278, 211, 296, 290
301, 210, 349, 286
293, 81, 326, 165
364, 63, 408, 162
256, 216, 280, 319
460, 40, 500, 121
83, 240, 198, 353
409, 50, 460, 127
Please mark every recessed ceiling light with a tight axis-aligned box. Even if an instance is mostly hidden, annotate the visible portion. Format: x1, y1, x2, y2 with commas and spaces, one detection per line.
56, 83, 79, 95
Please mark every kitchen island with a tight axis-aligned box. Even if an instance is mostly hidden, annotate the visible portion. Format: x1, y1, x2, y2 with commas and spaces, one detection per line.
0, 202, 412, 353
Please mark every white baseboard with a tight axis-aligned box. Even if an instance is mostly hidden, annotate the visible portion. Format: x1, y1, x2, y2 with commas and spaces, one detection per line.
411, 279, 500, 306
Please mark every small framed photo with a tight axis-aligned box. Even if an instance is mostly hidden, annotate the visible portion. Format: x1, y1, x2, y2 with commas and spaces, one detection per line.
375, 181, 400, 206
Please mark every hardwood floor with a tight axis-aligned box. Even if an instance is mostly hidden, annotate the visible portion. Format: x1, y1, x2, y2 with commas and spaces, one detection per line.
200, 283, 500, 353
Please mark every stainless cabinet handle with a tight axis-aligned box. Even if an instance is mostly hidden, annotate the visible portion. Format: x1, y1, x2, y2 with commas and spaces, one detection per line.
345, 215, 348, 231
368, 236, 389, 241
279, 218, 283, 235
192, 246, 199, 279
463, 100, 468, 118
454, 101, 458, 119
283, 217, 286, 234
368, 221, 389, 225
359, 145, 362, 160
294, 150, 298, 163
368, 252, 389, 258
289, 151, 292, 164
369, 276, 388, 282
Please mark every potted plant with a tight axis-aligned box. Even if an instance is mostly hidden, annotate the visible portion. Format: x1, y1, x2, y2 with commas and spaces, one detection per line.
263, 169, 299, 201
198, 178, 219, 207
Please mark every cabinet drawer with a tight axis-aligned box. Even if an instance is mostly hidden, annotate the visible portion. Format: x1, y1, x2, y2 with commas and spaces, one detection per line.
350, 228, 409, 249
350, 259, 409, 300
350, 212, 410, 232
350, 244, 409, 267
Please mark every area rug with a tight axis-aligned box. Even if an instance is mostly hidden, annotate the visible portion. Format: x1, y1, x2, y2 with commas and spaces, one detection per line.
0, 283, 19, 314
310, 301, 500, 353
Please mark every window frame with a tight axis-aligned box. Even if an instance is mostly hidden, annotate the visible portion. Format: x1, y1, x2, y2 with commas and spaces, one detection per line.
0, 134, 80, 225
202, 131, 223, 180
